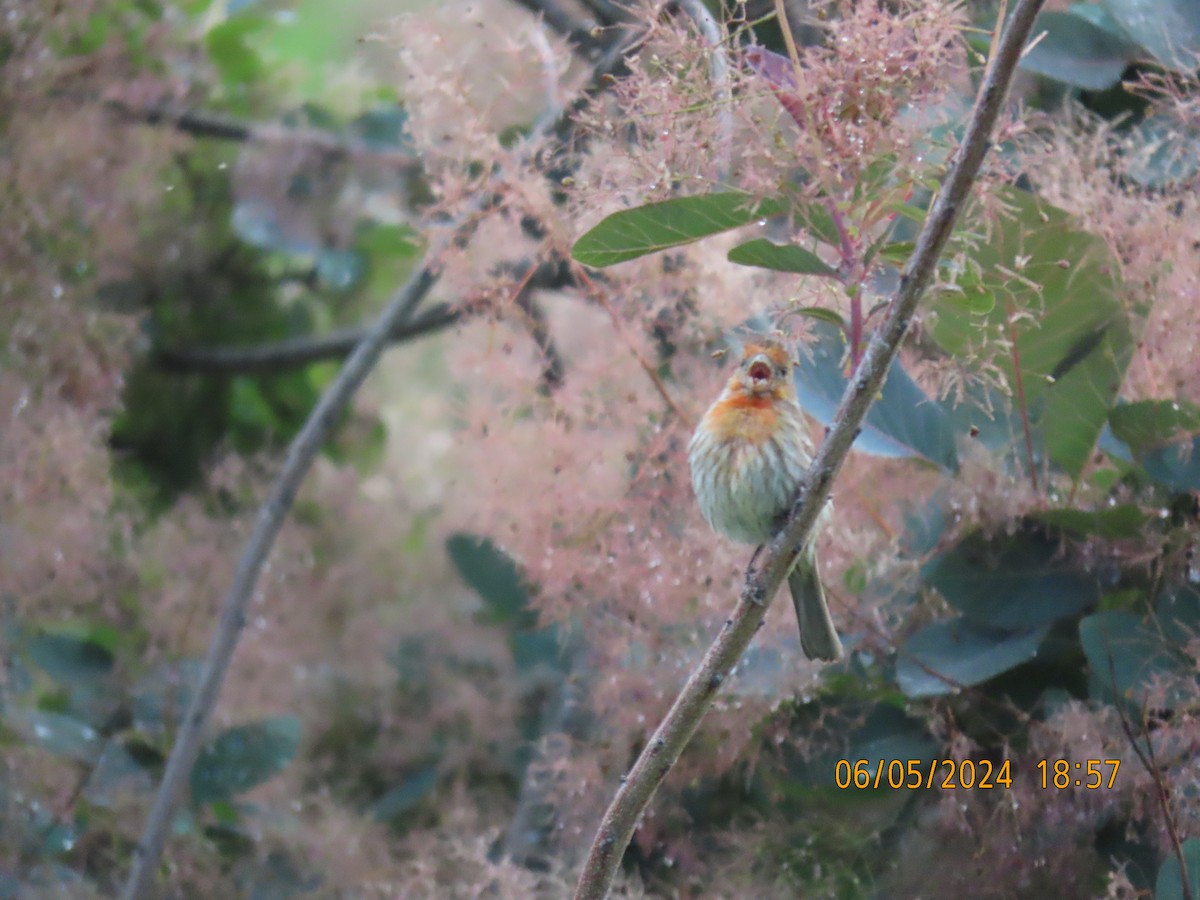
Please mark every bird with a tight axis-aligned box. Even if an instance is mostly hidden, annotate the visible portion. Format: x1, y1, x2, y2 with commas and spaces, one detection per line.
688, 336, 843, 662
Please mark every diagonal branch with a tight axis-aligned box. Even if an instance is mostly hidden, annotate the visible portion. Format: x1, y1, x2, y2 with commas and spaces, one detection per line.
119, 253, 443, 900
572, 2, 1048, 897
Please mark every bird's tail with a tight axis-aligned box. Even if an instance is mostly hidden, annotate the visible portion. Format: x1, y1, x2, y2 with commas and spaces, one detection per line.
788, 543, 843, 662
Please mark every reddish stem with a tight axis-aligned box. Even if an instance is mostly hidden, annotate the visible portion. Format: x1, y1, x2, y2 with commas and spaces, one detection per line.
822, 197, 865, 365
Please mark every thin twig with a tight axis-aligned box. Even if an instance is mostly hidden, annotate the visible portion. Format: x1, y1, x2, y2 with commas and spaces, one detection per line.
105, 100, 421, 170
155, 260, 576, 376
572, 2, 1047, 896
675, 0, 733, 184
154, 303, 460, 375
772, 0, 803, 80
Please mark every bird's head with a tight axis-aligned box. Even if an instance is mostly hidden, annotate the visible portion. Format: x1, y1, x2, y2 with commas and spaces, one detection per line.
732, 338, 795, 397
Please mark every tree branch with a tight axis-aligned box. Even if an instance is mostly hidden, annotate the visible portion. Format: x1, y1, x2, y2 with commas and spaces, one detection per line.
105, 99, 421, 169
120, 25, 641, 895
572, 2, 1047, 896
120, 256, 442, 900
153, 303, 460, 375
152, 259, 575, 377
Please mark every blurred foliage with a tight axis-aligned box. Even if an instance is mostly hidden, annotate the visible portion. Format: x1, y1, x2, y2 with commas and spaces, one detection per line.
6, 0, 1200, 895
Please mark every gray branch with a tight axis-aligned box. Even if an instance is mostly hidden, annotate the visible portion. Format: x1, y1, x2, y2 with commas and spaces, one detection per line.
154, 303, 460, 374
120, 258, 441, 900
572, 2, 1048, 897
105, 100, 421, 169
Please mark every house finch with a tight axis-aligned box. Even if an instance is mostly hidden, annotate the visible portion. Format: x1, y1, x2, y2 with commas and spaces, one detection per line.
688, 338, 843, 662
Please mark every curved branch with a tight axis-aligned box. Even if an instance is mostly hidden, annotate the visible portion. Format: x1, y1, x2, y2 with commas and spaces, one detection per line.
105, 100, 421, 170
153, 259, 577, 377
572, 2, 1048, 897
154, 303, 460, 375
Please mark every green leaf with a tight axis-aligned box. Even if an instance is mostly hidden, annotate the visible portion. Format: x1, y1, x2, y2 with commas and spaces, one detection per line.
1032, 505, 1149, 539
372, 763, 438, 823
206, 14, 270, 87
876, 241, 915, 266
1079, 587, 1200, 709
790, 306, 846, 330
897, 618, 1049, 698
1109, 399, 1200, 453
190, 716, 302, 805
352, 106, 411, 151
1156, 837, 1200, 900
926, 186, 1132, 479
1123, 112, 1200, 188
1102, 0, 1200, 72
1108, 401, 1200, 491
445, 533, 531, 625
807, 704, 937, 788
1068, 2, 1127, 36
727, 239, 840, 278
24, 629, 115, 686
922, 529, 1102, 630
7, 708, 103, 763
571, 193, 786, 267
796, 201, 841, 247
793, 320, 960, 471
1140, 437, 1200, 491
1019, 11, 1135, 90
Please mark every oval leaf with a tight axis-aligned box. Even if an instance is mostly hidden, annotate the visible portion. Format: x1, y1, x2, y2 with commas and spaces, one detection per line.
727, 238, 839, 278
896, 618, 1049, 699
572, 193, 785, 267
190, 716, 302, 805
1019, 11, 1135, 90
446, 533, 532, 625
926, 187, 1132, 479
1109, 399, 1200, 453
793, 320, 960, 471
8, 708, 103, 763
1033, 505, 1148, 539
922, 529, 1103, 629
1103, 0, 1200, 72
1157, 837, 1200, 900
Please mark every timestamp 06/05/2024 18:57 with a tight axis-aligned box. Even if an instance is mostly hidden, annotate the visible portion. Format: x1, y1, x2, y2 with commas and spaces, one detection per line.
833, 758, 1122, 791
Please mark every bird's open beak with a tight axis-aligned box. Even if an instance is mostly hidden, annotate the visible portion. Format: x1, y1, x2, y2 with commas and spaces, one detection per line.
746, 354, 773, 390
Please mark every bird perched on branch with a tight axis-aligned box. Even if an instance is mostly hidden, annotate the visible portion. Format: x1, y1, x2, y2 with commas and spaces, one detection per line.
688, 337, 843, 662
